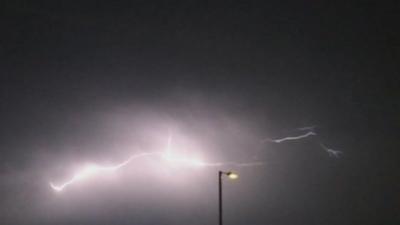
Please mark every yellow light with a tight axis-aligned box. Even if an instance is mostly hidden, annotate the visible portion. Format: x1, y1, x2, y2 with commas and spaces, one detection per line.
227, 172, 238, 180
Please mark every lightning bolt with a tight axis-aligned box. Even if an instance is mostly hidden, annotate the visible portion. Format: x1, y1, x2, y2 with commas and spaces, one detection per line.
319, 143, 343, 158
50, 134, 265, 192
50, 124, 342, 192
263, 131, 316, 143
262, 127, 343, 158
49, 152, 161, 192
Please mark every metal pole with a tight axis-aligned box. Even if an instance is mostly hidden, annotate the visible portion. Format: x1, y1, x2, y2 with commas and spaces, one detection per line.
219, 171, 223, 225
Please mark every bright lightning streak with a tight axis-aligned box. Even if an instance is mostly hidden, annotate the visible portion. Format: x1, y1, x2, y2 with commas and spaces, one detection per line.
49, 152, 161, 192
263, 131, 316, 143
50, 133, 264, 192
261, 126, 344, 158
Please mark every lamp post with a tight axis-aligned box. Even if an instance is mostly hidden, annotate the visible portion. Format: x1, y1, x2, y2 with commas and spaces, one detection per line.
219, 171, 238, 225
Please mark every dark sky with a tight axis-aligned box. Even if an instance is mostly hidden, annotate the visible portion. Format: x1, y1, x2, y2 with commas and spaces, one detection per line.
0, 1, 399, 225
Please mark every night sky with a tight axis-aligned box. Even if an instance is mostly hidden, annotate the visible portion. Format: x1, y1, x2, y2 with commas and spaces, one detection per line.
1, 1, 399, 225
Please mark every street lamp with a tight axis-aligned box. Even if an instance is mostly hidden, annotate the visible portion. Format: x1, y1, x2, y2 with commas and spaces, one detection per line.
219, 171, 238, 225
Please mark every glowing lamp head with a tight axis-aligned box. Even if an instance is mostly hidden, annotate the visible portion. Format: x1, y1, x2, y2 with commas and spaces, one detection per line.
227, 172, 238, 180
